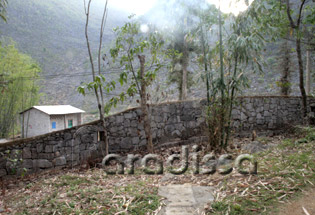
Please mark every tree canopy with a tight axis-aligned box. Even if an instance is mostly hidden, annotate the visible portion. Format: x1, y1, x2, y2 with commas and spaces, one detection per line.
0, 41, 41, 138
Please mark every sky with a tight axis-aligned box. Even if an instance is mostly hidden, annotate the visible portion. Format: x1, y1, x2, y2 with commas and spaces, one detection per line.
108, 0, 253, 16
108, 0, 158, 16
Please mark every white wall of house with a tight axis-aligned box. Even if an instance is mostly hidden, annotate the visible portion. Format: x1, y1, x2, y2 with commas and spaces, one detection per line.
49, 113, 82, 132
21, 109, 50, 138
65, 113, 82, 128
49, 115, 66, 132
21, 111, 83, 138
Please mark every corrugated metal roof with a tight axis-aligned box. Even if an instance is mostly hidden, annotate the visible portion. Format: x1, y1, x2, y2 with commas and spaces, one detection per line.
20, 105, 85, 115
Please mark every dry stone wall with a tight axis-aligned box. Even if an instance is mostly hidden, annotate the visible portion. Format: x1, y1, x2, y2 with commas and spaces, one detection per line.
0, 96, 314, 178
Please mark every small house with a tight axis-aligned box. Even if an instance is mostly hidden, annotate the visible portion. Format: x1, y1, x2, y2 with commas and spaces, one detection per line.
20, 105, 85, 138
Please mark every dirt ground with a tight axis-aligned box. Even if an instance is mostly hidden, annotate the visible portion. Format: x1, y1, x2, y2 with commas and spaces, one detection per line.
278, 188, 315, 215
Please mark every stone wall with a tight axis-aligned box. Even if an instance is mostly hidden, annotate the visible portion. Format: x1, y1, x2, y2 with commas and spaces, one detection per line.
231, 96, 313, 131
1, 96, 314, 178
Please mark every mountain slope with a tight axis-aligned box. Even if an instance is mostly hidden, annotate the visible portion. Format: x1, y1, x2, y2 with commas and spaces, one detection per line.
0, 0, 128, 111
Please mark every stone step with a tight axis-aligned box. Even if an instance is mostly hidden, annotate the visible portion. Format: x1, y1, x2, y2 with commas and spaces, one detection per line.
158, 184, 214, 215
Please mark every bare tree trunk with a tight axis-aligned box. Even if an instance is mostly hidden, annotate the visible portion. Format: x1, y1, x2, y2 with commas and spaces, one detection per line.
97, 0, 109, 155
306, 50, 311, 95
200, 25, 210, 105
225, 54, 238, 147
218, 4, 226, 149
138, 55, 153, 153
21, 80, 25, 138
296, 36, 307, 117
181, 35, 188, 101
84, 0, 108, 155
285, 0, 307, 117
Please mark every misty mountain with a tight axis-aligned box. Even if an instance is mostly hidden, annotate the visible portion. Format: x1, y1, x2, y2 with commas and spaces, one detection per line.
0, 0, 129, 112
0, 0, 313, 118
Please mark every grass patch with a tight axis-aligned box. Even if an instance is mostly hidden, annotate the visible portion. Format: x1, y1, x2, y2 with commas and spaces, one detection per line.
54, 175, 92, 187
3, 171, 161, 214
208, 128, 315, 214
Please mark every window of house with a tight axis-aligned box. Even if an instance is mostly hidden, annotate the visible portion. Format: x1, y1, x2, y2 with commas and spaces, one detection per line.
68, 119, 73, 128
98, 131, 105, 141
52, 122, 56, 129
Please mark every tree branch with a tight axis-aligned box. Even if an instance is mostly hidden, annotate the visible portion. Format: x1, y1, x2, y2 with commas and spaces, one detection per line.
285, 0, 297, 28
297, 0, 306, 28
97, 0, 109, 115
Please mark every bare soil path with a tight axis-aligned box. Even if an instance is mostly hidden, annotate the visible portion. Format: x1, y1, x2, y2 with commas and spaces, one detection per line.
278, 188, 315, 215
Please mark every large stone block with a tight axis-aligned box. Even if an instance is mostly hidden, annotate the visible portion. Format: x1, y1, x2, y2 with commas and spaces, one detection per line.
165, 125, 175, 133
137, 124, 144, 130
80, 144, 86, 151
241, 112, 247, 120
130, 120, 138, 128
35, 159, 53, 168
64, 132, 72, 141
81, 134, 94, 143
31, 148, 38, 159
245, 103, 253, 110
22, 159, 33, 169
264, 111, 271, 117
36, 144, 43, 153
73, 145, 80, 154
124, 113, 133, 119
121, 137, 131, 148
290, 99, 299, 105
66, 153, 79, 161
38, 153, 55, 160
155, 115, 163, 123
116, 116, 124, 124
45, 145, 57, 153
53, 156, 67, 166
124, 120, 131, 127
180, 115, 194, 121
127, 128, 138, 137
257, 119, 264, 125
257, 113, 262, 119
162, 105, 170, 113
132, 137, 140, 145
136, 109, 143, 116
22, 147, 32, 159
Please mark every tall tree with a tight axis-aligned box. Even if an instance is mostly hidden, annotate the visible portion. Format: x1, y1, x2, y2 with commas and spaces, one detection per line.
285, 0, 307, 116
81, 0, 109, 155
165, 0, 194, 101
109, 20, 164, 153
190, 1, 219, 105
198, 0, 268, 151
262, 0, 314, 116
277, 40, 292, 96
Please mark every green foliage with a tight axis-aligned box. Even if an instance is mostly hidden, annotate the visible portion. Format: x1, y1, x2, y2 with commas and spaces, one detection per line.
0, 149, 27, 176
194, 1, 269, 150
162, 0, 199, 99
304, 5, 315, 25
106, 19, 164, 113
260, 0, 314, 41
0, 40, 41, 138
78, 19, 164, 115
0, 0, 7, 22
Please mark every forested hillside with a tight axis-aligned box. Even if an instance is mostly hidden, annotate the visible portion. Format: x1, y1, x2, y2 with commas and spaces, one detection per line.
0, 0, 128, 112
0, 0, 314, 116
